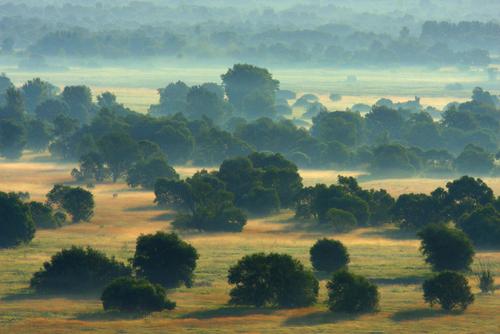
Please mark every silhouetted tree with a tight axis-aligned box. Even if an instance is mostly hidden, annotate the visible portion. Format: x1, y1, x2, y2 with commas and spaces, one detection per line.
423, 271, 474, 311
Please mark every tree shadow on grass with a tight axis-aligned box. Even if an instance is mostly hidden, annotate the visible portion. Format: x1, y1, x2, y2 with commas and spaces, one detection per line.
74, 310, 149, 321
390, 308, 461, 322
181, 306, 276, 320
124, 205, 162, 212
283, 310, 362, 326
149, 212, 177, 222
371, 275, 428, 286
360, 228, 417, 241
2, 289, 100, 302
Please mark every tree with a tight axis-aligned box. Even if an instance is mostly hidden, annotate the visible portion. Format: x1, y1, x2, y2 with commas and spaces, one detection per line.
0, 120, 26, 159
61, 85, 93, 123
101, 277, 176, 312
30, 246, 131, 293
98, 133, 140, 182
392, 193, 442, 229
1, 87, 25, 121
445, 176, 494, 220
228, 253, 319, 308
324, 208, 357, 232
418, 224, 475, 271
127, 156, 178, 189
0, 73, 13, 105
454, 145, 494, 175
221, 64, 279, 118
132, 232, 198, 288
326, 270, 379, 313
423, 271, 474, 311
28, 201, 61, 229
35, 99, 70, 122
310, 239, 350, 273
370, 144, 419, 177
458, 205, 500, 248
149, 81, 189, 116
21, 78, 57, 113
25, 119, 52, 152
0, 192, 35, 248
311, 111, 364, 147
185, 85, 230, 123
60, 187, 94, 223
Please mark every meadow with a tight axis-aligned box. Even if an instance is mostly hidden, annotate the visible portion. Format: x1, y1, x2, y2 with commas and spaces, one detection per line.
0, 158, 499, 334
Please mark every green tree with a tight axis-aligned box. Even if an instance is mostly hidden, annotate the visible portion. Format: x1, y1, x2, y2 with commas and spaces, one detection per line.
326, 270, 379, 313
423, 271, 474, 311
0, 120, 26, 159
127, 156, 178, 189
132, 232, 198, 288
98, 133, 140, 182
310, 239, 350, 273
0, 192, 35, 248
418, 224, 475, 271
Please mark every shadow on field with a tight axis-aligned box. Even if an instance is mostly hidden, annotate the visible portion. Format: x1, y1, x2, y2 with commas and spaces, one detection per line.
2, 289, 100, 302
370, 275, 427, 285
283, 311, 361, 326
360, 228, 417, 240
149, 212, 177, 221
124, 205, 161, 212
181, 306, 276, 319
391, 308, 458, 322
75, 310, 148, 321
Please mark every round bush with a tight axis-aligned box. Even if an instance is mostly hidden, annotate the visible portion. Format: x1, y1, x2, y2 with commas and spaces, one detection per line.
310, 239, 350, 273
423, 271, 474, 311
325, 208, 357, 232
0, 192, 35, 248
418, 224, 475, 271
228, 253, 319, 308
327, 270, 379, 313
29, 201, 60, 229
30, 246, 131, 293
101, 277, 176, 312
132, 232, 198, 288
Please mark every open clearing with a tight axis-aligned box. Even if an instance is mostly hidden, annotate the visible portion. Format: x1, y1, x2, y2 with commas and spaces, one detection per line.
0, 160, 499, 334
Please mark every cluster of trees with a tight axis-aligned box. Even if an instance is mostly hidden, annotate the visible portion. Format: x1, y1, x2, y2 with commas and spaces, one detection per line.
30, 231, 196, 312
0, 185, 94, 249
2, 66, 500, 180
155, 152, 301, 232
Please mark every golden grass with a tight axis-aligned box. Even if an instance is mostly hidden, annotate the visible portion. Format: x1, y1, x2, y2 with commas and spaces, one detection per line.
0, 161, 499, 334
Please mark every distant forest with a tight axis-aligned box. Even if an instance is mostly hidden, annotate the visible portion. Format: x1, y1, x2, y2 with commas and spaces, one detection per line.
1, 64, 500, 180
0, 1, 499, 66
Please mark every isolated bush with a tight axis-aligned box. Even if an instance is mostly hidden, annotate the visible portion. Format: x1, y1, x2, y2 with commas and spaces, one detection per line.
46, 185, 94, 223
418, 224, 475, 271
228, 253, 319, 308
423, 271, 474, 311
310, 239, 350, 273
101, 277, 176, 312
476, 263, 495, 294
0, 192, 35, 248
327, 270, 379, 313
28, 201, 60, 229
30, 246, 131, 293
325, 208, 357, 232
132, 232, 198, 288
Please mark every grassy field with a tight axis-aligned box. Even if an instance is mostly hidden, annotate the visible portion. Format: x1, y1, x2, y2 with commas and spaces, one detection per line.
0, 160, 499, 334
1, 62, 495, 113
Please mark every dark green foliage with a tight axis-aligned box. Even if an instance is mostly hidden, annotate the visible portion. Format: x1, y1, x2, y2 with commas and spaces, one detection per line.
324, 208, 357, 232
173, 204, 247, 232
369, 144, 420, 177
311, 111, 364, 147
445, 176, 494, 220
476, 263, 495, 294
423, 271, 474, 311
127, 156, 178, 189
458, 205, 500, 247
418, 224, 475, 271
0, 192, 35, 248
228, 253, 319, 308
25, 119, 52, 152
326, 270, 379, 313
392, 193, 442, 229
98, 133, 140, 182
61, 85, 93, 123
28, 201, 61, 229
454, 145, 494, 175
310, 239, 350, 273
101, 277, 176, 312
0, 120, 26, 159
21, 78, 58, 113
132, 232, 198, 288
46, 185, 94, 223
30, 246, 131, 293
35, 99, 69, 122
241, 186, 280, 215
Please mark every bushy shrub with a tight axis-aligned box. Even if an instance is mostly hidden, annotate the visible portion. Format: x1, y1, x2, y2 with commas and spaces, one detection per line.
228, 253, 319, 308
46, 185, 94, 223
132, 232, 198, 288
423, 271, 474, 311
418, 224, 475, 271
28, 201, 61, 229
310, 239, 350, 273
101, 277, 176, 312
30, 246, 131, 293
325, 208, 357, 232
326, 270, 379, 313
0, 192, 35, 248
